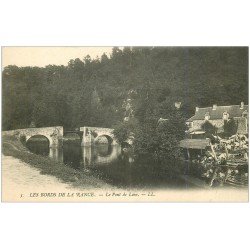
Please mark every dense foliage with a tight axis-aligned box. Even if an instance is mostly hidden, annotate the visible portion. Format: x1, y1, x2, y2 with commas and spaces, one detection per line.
2, 47, 248, 160
113, 98, 187, 160
2, 47, 248, 131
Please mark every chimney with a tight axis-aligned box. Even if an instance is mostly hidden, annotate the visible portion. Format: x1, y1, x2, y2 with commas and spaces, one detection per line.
195, 107, 199, 112
212, 104, 217, 110
240, 102, 244, 109
174, 101, 181, 109
205, 112, 210, 120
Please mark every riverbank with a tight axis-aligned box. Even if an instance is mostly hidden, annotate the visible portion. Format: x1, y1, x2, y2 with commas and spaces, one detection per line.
2, 135, 113, 191
2, 135, 248, 202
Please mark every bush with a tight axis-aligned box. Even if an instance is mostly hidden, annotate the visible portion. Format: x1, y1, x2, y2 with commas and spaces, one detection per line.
113, 118, 138, 144
134, 116, 185, 162
114, 105, 187, 163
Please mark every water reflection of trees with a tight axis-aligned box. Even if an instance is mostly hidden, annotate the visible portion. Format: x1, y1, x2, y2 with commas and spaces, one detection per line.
63, 141, 81, 169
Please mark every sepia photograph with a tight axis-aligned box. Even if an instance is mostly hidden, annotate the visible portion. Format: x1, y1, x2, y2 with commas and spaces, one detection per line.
1, 46, 249, 202
1, 1, 250, 250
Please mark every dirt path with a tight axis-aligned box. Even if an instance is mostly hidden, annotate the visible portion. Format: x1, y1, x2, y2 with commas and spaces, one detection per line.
2, 155, 73, 201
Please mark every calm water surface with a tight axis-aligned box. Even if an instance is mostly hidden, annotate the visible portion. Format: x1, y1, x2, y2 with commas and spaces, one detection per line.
26, 139, 195, 189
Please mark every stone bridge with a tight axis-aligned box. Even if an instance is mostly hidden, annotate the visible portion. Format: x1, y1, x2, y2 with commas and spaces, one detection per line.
80, 126, 118, 146
2, 126, 64, 147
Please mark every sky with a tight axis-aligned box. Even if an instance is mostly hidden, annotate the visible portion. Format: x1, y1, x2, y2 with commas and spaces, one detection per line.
2, 47, 114, 68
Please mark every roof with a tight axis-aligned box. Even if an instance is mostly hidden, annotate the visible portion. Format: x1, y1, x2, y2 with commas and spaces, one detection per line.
180, 139, 211, 149
187, 105, 248, 122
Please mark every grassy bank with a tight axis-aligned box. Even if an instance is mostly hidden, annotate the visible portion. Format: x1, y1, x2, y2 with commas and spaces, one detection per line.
2, 135, 113, 190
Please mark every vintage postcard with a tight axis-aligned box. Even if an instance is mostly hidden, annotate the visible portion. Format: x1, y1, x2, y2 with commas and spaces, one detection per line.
1, 46, 249, 202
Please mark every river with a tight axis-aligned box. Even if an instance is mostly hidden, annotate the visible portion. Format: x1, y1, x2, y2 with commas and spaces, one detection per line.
26, 139, 198, 189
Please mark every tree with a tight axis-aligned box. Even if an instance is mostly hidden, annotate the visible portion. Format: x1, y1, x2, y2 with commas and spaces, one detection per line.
113, 118, 138, 144
2, 47, 248, 135
133, 112, 186, 162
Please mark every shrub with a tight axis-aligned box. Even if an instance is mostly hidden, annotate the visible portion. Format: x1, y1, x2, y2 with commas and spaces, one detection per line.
113, 118, 139, 144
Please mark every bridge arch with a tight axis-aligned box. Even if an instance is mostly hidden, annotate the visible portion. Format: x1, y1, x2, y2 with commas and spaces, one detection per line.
26, 135, 50, 155
2, 126, 63, 148
26, 134, 53, 147
95, 134, 113, 145
80, 126, 118, 146
26, 134, 50, 143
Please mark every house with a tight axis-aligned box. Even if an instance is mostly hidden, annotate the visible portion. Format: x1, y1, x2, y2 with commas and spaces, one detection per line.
186, 102, 248, 138
180, 102, 248, 159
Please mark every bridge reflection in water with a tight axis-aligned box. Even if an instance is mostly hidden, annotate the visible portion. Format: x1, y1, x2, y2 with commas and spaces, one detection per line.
49, 147, 64, 163
83, 145, 121, 167
26, 140, 192, 189
27, 139, 121, 169
26, 136, 122, 168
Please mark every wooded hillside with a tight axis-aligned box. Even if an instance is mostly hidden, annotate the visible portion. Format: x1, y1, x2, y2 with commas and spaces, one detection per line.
2, 47, 248, 130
